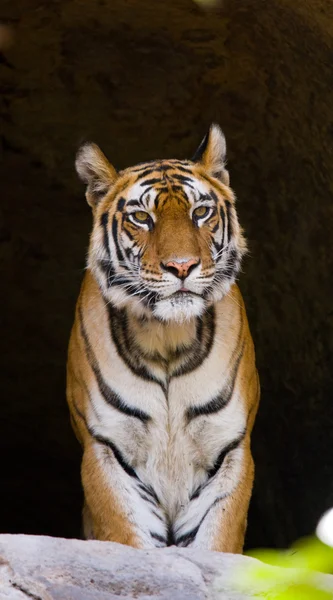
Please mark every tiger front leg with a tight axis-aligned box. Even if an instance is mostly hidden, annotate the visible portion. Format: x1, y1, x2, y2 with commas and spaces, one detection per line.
173, 441, 254, 553
81, 441, 168, 548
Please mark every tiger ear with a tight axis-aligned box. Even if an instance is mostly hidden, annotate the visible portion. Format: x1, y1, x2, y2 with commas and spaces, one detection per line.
75, 143, 118, 208
192, 123, 229, 186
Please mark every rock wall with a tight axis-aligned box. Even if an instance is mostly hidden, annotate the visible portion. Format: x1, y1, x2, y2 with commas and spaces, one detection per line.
1, 0, 333, 548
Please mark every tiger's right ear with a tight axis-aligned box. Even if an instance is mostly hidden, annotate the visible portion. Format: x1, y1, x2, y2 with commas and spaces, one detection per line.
192, 124, 229, 186
75, 143, 118, 208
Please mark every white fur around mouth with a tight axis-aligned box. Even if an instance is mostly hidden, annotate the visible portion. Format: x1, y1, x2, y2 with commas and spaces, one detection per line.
173, 290, 192, 298
168, 287, 203, 299
153, 292, 206, 323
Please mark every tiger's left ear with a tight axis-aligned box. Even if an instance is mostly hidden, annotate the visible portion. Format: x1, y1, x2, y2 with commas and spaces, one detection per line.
192, 123, 230, 186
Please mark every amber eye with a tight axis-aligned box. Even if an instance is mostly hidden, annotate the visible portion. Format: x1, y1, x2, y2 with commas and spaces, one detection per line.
129, 211, 153, 230
193, 206, 210, 219
134, 211, 150, 222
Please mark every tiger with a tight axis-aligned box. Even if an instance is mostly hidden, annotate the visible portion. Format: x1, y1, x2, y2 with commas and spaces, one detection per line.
66, 123, 260, 553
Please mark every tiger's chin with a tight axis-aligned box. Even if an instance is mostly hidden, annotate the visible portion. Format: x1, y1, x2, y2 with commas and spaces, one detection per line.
152, 292, 206, 323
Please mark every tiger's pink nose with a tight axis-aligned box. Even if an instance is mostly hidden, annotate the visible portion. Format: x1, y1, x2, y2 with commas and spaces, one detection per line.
163, 258, 200, 279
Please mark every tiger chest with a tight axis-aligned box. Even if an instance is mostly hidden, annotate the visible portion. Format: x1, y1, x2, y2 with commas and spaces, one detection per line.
151, 376, 243, 504
92, 365, 245, 515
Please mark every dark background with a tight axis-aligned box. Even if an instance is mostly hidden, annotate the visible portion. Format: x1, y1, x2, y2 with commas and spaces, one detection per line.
1, 0, 333, 550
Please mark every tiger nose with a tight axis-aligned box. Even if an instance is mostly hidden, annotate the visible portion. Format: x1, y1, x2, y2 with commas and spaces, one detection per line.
163, 258, 200, 279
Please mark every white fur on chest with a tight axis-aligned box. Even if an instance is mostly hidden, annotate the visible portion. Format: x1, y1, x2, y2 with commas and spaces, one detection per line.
86, 305, 245, 520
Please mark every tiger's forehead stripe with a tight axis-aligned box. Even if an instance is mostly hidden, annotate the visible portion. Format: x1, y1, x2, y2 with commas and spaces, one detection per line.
118, 162, 216, 214
123, 183, 208, 214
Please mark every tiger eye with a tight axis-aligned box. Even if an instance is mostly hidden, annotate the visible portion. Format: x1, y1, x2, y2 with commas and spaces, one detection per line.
194, 206, 208, 218
134, 211, 149, 222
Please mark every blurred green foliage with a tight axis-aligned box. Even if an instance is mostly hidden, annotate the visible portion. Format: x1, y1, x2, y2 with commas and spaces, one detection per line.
233, 537, 333, 599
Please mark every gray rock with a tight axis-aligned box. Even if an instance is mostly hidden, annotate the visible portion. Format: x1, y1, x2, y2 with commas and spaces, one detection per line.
1, 534, 333, 600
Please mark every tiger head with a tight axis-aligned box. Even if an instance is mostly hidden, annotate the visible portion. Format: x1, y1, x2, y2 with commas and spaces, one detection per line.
76, 124, 247, 323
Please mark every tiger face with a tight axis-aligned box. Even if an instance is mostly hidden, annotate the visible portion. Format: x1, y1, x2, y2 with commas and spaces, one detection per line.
76, 124, 247, 323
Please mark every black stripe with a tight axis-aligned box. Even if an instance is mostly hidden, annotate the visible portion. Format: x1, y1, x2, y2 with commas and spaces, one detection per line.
169, 316, 203, 362
211, 216, 220, 235
139, 177, 163, 187
225, 200, 233, 243
75, 403, 161, 499
124, 247, 134, 261
206, 244, 242, 299
219, 206, 225, 249
199, 193, 212, 202
150, 532, 167, 545
78, 307, 151, 423
209, 190, 219, 205
186, 339, 245, 421
168, 184, 183, 192
99, 253, 153, 299
112, 215, 124, 263
137, 482, 160, 505
170, 173, 194, 186
98, 259, 115, 287
70, 375, 158, 496
166, 159, 192, 166
117, 197, 125, 211
70, 380, 102, 429
167, 523, 175, 546
152, 510, 165, 523
172, 307, 215, 377
134, 167, 156, 179
221, 251, 240, 280
123, 225, 136, 242
141, 290, 159, 308
171, 165, 194, 175
106, 301, 166, 390
138, 188, 149, 208
98, 259, 133, 288
207, 433, 245, 480
189, 359, 246, 501
139, 493, 158, 507
92, 432, 138, 479
154, 189, 165, 210
212, 239, 222, 254
93, 434, 162, 511
121, 306, 164, 381
175, 525, 200, 547
100, 212, 111, 258
126, 199, 140, 207
192, 131, 209, 163
189, 486, 202, 501
175, 496, 225, 547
